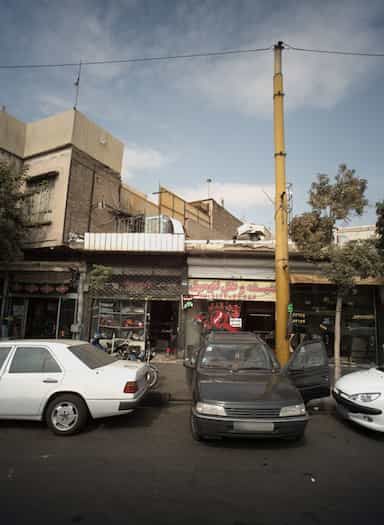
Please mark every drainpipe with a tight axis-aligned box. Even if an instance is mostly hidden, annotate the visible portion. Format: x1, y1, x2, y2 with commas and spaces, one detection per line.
0, 272, 9, 339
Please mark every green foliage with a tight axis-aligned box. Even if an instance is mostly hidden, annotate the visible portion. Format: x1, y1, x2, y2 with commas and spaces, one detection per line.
0, 161, 27, 261
309, 165, 368, 221
376, 200, 384, 254
324, 240, 384, 294
291, 164, 382, 295
290, 211, 333, 260
88, 265, 114, 291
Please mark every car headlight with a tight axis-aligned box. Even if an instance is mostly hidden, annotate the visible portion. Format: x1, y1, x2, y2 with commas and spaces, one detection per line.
195, 402, 226, 416
349, 393, 381, 403
279, 404, 306, 417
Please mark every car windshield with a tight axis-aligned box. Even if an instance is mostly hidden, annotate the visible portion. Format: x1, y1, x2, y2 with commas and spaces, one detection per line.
199, 342, 277, 371
68, 343, 117, 370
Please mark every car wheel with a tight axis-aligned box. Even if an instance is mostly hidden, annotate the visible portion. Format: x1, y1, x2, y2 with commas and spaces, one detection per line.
45, 394, 88, 436
190, 412, 204, 442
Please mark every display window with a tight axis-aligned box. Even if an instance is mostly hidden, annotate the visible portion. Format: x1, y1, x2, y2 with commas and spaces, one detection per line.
291, 284, 378, 365
91, 299, 146, 349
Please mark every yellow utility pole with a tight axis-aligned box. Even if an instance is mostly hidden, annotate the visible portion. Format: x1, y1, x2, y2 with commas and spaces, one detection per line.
273, 41, 290, 365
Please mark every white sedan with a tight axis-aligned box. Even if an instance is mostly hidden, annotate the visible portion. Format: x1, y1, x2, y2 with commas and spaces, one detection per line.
333, 366, 384, 432
0, 340, 149, 435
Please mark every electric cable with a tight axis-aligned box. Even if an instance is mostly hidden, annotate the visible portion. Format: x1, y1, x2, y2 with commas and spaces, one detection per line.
0, 46, 272, 70
284, 42, 384, 57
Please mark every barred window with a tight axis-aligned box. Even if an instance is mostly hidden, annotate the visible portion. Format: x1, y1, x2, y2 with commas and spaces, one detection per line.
24, 175, 56, 225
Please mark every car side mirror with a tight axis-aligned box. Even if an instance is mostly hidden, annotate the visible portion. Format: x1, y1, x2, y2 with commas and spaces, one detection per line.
184, 345, 198, 369
184, 355, 197, 369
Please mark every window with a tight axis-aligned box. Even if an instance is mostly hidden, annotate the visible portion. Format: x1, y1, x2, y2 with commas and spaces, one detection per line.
290, 341, 327, 370
200, 342, 276, 370
24, 175, 56, 225
68, 343, 117, 369
9, 347, 61, 373
0, 347, 12, 369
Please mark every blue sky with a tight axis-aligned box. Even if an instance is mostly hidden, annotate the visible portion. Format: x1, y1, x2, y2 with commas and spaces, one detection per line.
1, 0, 383, 230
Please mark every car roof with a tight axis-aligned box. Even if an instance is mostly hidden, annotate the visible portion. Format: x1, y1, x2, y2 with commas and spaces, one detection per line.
0, 339, 89, 346
206, 331, 262, 344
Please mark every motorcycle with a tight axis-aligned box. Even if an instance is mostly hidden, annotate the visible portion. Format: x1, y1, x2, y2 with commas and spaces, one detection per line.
115, 342, 159, 389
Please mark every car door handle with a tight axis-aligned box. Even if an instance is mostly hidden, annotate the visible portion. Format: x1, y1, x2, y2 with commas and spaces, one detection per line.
42, 378, 58, 384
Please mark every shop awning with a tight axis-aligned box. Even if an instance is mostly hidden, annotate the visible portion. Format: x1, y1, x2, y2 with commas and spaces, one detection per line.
290, 273, 384, 285
290, 273, 330, 285
84, 232, 184, 253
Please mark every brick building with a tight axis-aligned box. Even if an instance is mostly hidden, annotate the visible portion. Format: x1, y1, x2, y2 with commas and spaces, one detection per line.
0, 108, 245, 342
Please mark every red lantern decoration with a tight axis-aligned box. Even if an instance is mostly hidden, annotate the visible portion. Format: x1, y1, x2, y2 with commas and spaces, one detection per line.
24, 284, 39, 294
55, 285, 69, 294
40, 284, 54, 294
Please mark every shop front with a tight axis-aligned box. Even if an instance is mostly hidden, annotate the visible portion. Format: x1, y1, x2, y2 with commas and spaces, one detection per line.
183, 278, 276, 353
2, 269, 78, 339
290, 284, 380, 365
88, 271, 184, 354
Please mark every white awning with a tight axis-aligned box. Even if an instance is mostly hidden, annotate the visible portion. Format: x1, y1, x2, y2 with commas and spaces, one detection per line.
84, 232, 184, 253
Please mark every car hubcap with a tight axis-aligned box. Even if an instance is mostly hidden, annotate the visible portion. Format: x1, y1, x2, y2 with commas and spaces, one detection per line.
51, 402, 78, 431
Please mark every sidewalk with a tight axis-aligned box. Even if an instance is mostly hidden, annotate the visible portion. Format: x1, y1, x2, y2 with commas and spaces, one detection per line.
155, 361, 192, 401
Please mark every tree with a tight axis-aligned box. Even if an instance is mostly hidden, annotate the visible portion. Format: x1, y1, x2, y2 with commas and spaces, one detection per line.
376, 200, 384, 254
290, 165, 383, 380
88, 265, 114, 292
0, 161, 27, 261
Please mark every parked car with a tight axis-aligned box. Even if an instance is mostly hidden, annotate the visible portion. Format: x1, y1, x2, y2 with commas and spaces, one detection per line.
333, 366, 384, 432
185, 331, 330, 441
0, 340, 149, 435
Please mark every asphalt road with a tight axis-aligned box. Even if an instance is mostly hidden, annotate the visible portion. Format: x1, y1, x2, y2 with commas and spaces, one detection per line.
1, 402, 384, 525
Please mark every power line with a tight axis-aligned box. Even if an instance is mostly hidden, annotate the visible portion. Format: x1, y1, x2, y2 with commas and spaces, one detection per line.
0, 46, 272, 70
284, 42, 384, 57
2, 42, 384, 71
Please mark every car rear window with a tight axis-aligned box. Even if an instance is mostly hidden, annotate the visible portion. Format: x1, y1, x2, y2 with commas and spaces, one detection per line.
68, 343, 118, 369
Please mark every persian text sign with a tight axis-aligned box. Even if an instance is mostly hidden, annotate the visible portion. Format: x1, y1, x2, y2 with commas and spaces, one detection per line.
188, 279, 276, 302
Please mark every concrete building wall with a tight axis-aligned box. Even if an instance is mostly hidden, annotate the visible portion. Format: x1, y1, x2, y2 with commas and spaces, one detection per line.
24, 111, 74, 158
72, 111, 123, 174
0, 111, 26, 158
336, 225, 377, 245
23, 147, 72, 248
0, 148, 24, 172
24, 110, 124, 174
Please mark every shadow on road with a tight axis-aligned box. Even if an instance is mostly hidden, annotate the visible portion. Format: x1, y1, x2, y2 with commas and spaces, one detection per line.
333, 411, 384, 442
196, 435, 308, 451
88, 405, 163, 432
0, 420, 43, 432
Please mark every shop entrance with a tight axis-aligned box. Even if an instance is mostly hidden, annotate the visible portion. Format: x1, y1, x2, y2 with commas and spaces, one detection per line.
149, 300, 179, 353
243, 302, 275, 347
25, 298, 58, 338
24, 297, 77, 339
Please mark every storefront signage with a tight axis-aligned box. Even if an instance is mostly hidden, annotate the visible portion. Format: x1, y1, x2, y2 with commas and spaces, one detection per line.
183, 296, 194, 310
230, 317, 242, 328
292, 312, 306, 326
188, 279, 276, 301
